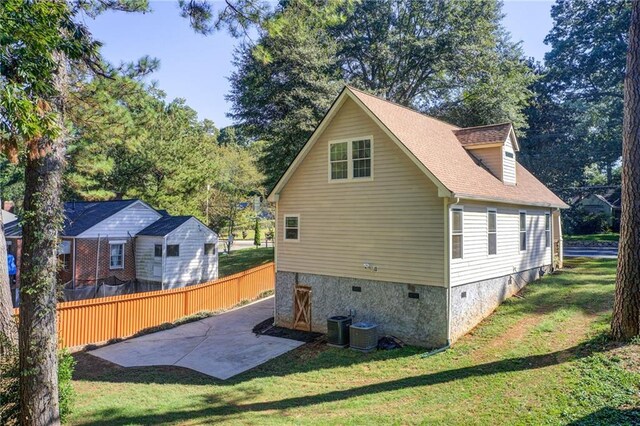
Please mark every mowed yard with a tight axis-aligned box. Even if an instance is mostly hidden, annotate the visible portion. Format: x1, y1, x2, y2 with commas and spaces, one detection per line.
69, 258, 640, 425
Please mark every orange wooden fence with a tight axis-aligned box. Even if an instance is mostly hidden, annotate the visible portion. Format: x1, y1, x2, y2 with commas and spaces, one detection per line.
13, 262, 275, 348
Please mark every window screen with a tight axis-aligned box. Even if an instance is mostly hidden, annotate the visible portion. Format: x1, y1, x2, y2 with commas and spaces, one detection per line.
167, 245, 180, 257
451, 209, 463, 259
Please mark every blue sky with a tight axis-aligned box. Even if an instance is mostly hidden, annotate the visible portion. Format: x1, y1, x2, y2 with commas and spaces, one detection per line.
86, 1, 554, 129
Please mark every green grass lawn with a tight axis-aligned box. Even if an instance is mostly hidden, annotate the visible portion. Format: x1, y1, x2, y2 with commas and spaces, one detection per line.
69, 258, 640, 425
218, 247, 274, 277
564, 233, 619, 242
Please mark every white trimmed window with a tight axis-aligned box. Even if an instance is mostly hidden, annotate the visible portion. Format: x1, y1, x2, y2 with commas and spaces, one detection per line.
451, 208, 463, 259
109, 242, 124, 269
167, 245, 180, 257
545, 213, 551, 248
488, 209, 497, 255
329, 137, 372, 181
284, 215, 299, 241
519, 212, 527, 251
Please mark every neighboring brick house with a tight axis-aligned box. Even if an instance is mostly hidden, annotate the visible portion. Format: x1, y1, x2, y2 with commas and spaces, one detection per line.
4, 200, 218, 302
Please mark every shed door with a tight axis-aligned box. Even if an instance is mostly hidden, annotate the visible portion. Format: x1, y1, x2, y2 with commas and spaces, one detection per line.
293, 285, 312, 331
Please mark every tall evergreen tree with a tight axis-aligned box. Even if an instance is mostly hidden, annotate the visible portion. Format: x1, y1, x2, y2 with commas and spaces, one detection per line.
612, 0, 640, 340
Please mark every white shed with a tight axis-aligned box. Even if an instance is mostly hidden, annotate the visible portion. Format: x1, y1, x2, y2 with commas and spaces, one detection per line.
135, 216, 218, 290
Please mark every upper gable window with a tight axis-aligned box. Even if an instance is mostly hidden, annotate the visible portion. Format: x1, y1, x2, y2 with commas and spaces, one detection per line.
329, 137, 373, 181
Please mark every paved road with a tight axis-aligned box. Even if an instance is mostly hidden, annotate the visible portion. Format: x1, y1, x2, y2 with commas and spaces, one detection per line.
90, 298, 302, 380
564, 246, 618, 259
218, 239, 273, 252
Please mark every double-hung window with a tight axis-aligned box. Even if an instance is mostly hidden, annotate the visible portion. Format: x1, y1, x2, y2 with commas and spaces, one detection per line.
284, 215, 299, 241
488, 209, 497, 255
519, 212, 527, 251
451, 208, 463, 259
545, 213, 551, 248
329, 137, 372, 181
110, 242, 124, 269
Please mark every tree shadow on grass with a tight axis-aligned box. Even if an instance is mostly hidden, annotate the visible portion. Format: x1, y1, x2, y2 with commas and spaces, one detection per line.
74, 337, 616, 426
567, 407, 640, 425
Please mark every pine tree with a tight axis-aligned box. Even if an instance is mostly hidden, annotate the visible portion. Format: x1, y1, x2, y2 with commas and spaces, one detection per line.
611, 0, 640, 341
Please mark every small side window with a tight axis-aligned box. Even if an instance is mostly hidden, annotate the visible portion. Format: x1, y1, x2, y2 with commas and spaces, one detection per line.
154, 244, 163, 257
451, 208, 463, 259
204, 243, 216, 255
545, 213, 551, 248
284, 215, 299, 241
488, 210, 497, 255
519, 212, 527, 251
167, 245, 180, 257
110, 243, 125, 269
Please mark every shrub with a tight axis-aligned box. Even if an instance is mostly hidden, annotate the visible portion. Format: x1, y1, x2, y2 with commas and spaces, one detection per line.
0, 341, 76, 425
564, 207, 611, 235
58, 349, 76, 422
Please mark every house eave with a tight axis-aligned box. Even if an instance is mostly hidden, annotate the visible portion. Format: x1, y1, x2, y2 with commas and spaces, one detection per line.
452, 192, 569, 209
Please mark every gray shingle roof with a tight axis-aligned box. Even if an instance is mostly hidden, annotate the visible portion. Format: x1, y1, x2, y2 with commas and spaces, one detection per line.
63, 200, 140, 236
137, 216, 192, 236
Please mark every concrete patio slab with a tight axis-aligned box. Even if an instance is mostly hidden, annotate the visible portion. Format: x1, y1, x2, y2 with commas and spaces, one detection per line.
89, 297, 304, 380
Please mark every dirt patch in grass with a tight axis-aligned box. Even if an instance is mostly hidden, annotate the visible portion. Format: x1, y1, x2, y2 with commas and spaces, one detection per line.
253, 317, 323, 343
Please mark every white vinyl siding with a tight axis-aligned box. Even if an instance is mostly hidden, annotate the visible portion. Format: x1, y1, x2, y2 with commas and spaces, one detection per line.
277, 97, 444, 286
135, 236, 163, 281
502, 136, 517, 185
78, 201, 161, 238
450, 202, 552, 287
163, 218, 218, 288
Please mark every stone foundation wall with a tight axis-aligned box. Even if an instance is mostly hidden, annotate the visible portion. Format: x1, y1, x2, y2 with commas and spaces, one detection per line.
275, 271, 448, 347
449, 265, 552, 342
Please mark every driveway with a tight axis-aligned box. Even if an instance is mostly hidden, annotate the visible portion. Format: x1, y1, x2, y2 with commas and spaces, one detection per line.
564, 247, 618, 259
89, 297, 303, 380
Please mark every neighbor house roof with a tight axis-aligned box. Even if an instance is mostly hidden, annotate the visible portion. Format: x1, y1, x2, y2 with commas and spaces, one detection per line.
269, 86, 567, 208
2, 209, 16, 224
453, 123, 519, 150
5, 199, 153, 238
63, 200, 141, 236
137, 216, 192, 236
3, 219, 21, 238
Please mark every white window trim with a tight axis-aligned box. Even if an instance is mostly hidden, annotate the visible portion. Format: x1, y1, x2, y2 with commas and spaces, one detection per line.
109, 242, 125, 270
328, 136, 374, 183
545, 212, 551, 248
166, 244, 180, 257
487, 208, 498, 256
519, 210, 527, 252
450, 206, 464, 260
284, 214, 300, 242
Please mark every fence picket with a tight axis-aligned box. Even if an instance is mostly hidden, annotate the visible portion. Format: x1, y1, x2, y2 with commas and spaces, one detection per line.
12, 262, 275, 348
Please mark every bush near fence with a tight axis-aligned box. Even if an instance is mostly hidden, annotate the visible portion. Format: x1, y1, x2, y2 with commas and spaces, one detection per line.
13, 263, 275, 348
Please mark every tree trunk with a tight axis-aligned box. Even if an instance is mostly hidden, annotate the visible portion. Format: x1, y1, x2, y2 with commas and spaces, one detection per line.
611, 1, 640, 341
18, 52, 67, 426
0, 211, 18, 356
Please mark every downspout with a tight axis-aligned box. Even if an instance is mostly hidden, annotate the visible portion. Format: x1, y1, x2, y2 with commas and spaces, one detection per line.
72, 238, 76, 289
95, 234, 101, 284
162, 235, 167, 291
